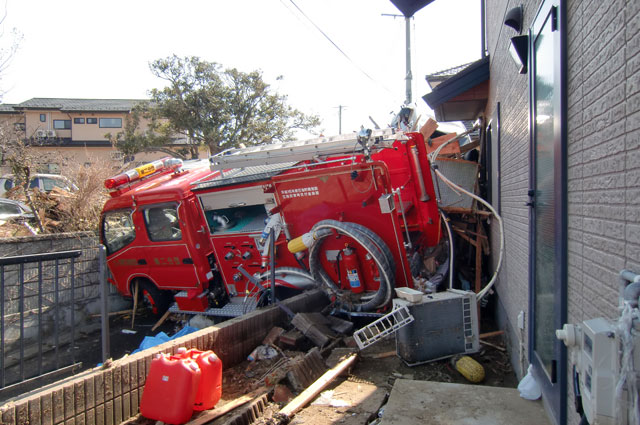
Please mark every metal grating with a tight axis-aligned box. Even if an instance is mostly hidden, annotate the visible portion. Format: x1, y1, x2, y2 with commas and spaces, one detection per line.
193, 163, 296, 190
169, 296, 258, 317
353, 306, 414, 350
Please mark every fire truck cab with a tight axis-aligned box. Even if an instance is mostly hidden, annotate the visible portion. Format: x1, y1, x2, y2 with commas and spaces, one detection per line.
100, 129, 445, 317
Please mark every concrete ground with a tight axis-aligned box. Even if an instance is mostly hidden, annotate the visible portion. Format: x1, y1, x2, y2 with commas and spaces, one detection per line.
381, 379, 551, 425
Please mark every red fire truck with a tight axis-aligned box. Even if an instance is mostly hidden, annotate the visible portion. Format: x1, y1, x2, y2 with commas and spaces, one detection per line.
100, 128, 444, 317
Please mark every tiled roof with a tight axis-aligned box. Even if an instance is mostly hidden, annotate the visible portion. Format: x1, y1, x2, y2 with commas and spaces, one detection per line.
426, 61, 476, 80
0, 103, 18, 113
11, 98, 149, 112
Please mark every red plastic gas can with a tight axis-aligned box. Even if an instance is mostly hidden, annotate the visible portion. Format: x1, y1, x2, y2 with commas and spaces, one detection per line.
140, 353, 201, 424
177, 348, 223, 411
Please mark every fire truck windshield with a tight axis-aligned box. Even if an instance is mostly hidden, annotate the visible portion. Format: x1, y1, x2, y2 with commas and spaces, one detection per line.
102, 210, 136, 254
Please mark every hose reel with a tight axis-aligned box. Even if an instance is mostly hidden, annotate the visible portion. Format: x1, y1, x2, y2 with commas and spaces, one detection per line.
290, 219, 396, 312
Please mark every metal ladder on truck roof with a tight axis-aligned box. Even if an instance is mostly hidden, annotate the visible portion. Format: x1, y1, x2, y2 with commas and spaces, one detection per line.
209, 128, 399, 170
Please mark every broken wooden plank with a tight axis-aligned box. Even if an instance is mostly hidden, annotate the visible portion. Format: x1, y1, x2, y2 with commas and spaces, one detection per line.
151, 309, 171, 332
427, 133, 461, 156
186, 389, 268, 425
480, 339, 506, 352
479, 330, 504, 339
279, 353, 358, 418
131, 281, 139, 329
419, 118, 438, 141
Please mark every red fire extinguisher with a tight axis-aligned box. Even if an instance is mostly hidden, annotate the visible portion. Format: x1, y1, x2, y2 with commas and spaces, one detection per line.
342, 246, 364, 294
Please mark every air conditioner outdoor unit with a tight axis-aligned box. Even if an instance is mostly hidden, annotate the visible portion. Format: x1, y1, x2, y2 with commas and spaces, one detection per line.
46, 130, 56, 138
35, 130, 47, 139
394, 289, 480, 365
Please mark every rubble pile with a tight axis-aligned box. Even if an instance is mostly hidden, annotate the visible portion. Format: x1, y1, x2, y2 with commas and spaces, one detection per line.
2, 183, 109, 236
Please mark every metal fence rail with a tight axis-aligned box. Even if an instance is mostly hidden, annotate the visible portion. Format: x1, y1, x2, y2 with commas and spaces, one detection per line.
0, 247, 109, 395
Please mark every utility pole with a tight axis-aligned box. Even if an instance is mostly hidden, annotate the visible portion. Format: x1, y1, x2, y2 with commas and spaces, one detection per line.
382, 13, 413, 105
335, 105, 347, 134
404, 16, 412, 104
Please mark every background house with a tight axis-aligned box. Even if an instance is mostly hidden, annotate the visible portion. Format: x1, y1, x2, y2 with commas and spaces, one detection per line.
424, 1, 638, 424
0, 98, 200, 174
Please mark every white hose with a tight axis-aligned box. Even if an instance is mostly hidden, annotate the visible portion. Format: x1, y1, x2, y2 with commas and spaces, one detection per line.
440, 210, 455, 290
428, 122, 505, 302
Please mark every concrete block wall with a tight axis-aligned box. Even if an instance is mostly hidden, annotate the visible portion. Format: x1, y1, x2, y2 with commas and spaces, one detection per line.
0, 289, 328, 425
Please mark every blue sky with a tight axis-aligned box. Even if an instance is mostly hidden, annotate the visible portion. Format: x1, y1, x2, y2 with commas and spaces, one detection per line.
0, 0, 481, 136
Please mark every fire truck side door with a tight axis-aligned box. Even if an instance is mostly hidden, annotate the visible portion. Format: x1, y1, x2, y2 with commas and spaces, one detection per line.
102, 208, 151, 296
141, 203, 201, 290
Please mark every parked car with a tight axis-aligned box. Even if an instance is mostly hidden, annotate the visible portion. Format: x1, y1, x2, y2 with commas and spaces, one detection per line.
0, 198, 35, 223
0, 173, 78, 197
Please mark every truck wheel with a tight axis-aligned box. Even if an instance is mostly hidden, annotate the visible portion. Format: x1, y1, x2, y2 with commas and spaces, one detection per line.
135, 281, 173, 316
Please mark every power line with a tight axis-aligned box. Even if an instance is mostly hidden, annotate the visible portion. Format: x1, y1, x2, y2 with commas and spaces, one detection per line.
284, 0, 394, 97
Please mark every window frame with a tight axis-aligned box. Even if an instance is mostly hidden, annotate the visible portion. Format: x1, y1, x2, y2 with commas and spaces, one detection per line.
143, 203, 183, 242
74, 118, 85, 124
53, 119, 72, 130
99, 118, 122, 128
87, 118, 98, 124
39, 114, 46, 122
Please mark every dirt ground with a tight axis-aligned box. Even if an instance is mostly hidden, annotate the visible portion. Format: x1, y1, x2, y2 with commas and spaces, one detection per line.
211, 327, 516, 424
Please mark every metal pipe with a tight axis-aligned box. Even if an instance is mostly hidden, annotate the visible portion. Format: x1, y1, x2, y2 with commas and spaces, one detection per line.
405, 16, 412, 104
409, 145, 429, 201
623, 283, 640, 308
19, 263, 24, 382
1, 266, 4, 387
100, 246, 110, 362
37, 261, 43, 376
393, 188, 412, 249
270, 228, 276, 306
70, 257, 76, 364
620, 269, 640, 308
480, 0, 486, 57
54, 259, 59, 369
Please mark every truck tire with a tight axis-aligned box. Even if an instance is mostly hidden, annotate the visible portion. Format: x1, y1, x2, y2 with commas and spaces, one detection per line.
135, 280, 173, 316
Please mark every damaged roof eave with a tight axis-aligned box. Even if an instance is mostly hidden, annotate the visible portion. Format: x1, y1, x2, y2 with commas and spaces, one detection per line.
423, 56, 490, 122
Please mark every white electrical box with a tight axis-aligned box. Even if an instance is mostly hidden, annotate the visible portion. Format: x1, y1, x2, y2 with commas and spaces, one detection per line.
558, 316, 640, 425
579, 318, 619, 425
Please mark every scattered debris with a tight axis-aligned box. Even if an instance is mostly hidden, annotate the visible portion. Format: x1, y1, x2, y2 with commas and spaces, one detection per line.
279, 329, 305, 350
286, 348, 326, 393
263, 326, 286, 345
248, 345, 279, 362
188, 314, 216, 330
132, 326, 198, 354
325, 348, 358, 370
291, 313, 337, 348
279, 353, 358, 420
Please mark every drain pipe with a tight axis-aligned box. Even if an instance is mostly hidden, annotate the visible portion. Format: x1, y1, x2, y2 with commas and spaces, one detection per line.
620, 270, 640, 308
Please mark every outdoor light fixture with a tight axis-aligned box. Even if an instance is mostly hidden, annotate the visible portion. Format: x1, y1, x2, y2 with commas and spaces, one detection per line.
509, 35, 528, 74
504, 6, 523, 33
503, 5, 527, 74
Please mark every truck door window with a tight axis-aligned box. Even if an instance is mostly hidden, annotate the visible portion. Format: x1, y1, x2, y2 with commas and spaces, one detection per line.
102, 210, 136, 254
145, 205, 182, 241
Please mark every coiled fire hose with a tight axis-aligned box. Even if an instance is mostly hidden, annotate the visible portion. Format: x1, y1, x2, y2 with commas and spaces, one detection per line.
289, 220, 396, 312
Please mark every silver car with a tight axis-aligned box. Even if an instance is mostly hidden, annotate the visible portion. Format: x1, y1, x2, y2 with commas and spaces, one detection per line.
0, 173, 77, 197
0, 198, 35, 223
